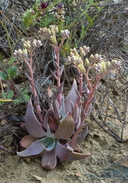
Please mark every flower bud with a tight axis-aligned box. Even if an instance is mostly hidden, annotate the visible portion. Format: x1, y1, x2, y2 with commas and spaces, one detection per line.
94, 63, 101, 73
84, 58, 90, 67
51, 27, 55, 36
106, 61, 111, 70
83, 46, 90, 53
94, 54, 101, 61
17, 49, 23, 55
55, 26, 59, 33
32, 39, 42, 47
101, 62, 107, 73
22, 49, 28, 57
72, 48, 77, 55
78, 63, 85, 73
80, 47, 85, 57
50, 35, 57, 46
111, 60, 120, 68
61, 29, 70, 39
89, 54, 95, 62
23, 40, 31, 50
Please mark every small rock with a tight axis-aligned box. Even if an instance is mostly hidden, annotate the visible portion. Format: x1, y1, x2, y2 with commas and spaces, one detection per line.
4, 137, 13, 147
23, 157, 31, 164
33, 175, 42, 181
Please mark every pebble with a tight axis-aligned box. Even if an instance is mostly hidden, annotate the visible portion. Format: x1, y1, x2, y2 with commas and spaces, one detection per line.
4, 137, 13, 147
33, 175, 42, 181
23, 157, 31, 164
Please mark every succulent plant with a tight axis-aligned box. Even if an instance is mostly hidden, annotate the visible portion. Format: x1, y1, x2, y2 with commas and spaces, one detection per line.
14, 25, 120, 169
17, 80, 91, 169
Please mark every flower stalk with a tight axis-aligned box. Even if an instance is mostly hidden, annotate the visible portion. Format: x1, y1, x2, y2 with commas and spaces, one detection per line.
13, 25, 120, 169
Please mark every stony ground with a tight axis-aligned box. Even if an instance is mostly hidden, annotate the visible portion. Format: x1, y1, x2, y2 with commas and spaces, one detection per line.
0, 116, 128, 183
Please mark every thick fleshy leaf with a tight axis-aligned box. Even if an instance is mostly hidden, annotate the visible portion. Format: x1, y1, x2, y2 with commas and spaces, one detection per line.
39, 137, 56, 151
59, 95, 66, 119
72, 103, 80, 124
17, 140, 44, 156
65, 80, 79, 113
20, 135, 36, 148
52, 99, 60, 119
70, 127, 89, 147
54, 114, 74, 139
43, 108, 57, 130
57, 81, 64, 93
41, 148, 57, 169
25, 101, 46, 138
56, 142, 91, 161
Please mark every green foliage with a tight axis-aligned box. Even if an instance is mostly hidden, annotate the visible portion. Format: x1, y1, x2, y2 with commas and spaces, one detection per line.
12, 87, 30, 104
0, 66, 19, 81
0, 87, 30, 106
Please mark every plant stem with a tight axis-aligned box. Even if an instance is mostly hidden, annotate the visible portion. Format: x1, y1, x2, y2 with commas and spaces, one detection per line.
25, 51, 43, 123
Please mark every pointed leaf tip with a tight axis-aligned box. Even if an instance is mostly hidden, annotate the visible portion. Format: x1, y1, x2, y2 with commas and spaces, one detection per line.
56, 142, 91, 161
65, 79, 79, 113
25, 101, 46, 138
17, 140, 44, 156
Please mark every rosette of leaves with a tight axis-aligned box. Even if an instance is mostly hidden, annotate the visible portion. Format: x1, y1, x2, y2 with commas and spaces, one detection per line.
17, 80, 91, 169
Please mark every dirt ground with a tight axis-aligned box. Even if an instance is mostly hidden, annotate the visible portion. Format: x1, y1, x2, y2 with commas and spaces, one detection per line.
0, 114, 128, 183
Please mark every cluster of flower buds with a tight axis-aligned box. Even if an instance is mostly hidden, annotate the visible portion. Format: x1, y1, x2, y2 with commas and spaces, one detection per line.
79, 46, 90, 58
38, 25, 59, 45
55, 5, 65, 23
93, 59, 120, 75
67, 46, 90, 73
89, 54, 102, 63
23, 39, 42, 50
60, 29, 70, 39
13, 39, 42, 59
68, 47, 84, 73
84, 54, 102, 69
13, 49, 28, 58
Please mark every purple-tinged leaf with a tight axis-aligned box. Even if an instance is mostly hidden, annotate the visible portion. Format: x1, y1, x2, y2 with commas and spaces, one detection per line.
41, 148, 57, 169
25, 73, 32, 80
60, 65, 64, 76
59, 95, 66, 118
50, 70, 58, 80
43, 108, 55, 129
56, 142, 91, 161
57, 81, 64, 94
85, 103, 92, 116
20, 135, 36, 148
25, 101, 46, 138
17, 140, 44, 156
54, 114, 74, 139
65, 80, 79, 113
70, 127, 88, 147
52, 99, 60, 119
76, 115, 81, 129
54, 61, 59, 69
72, 103, 80, 124
34, 95, 40, 105
82, 85, 90, 94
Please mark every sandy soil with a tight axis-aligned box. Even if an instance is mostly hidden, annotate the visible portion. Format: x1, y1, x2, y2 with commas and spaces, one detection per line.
0, 117, 128, 183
